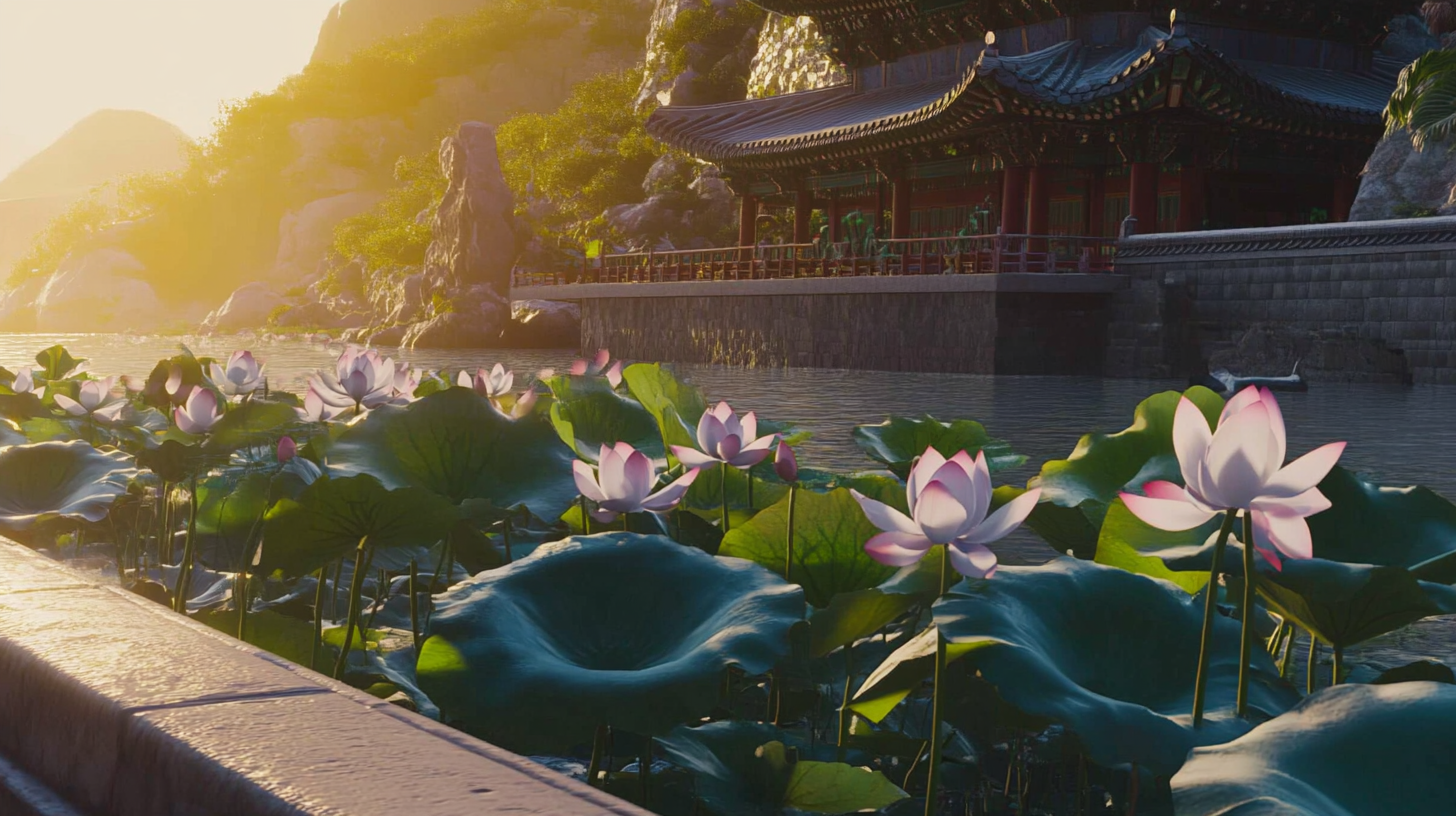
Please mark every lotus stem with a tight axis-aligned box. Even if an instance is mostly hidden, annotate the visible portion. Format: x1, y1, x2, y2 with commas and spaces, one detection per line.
837, 642, 853, 763
1332, 645, 1343, 686
1266, 619, 1288, 655
409, 560, 421, 654
1307, 635, 1320, 695
1191, 509, 1239, 728
331, 557, 344, 612
502, 517, 513, 564
1236, 509, 1256, 717
364, 568, 387, 632
235, 569, 249, 642
579, 495, 590, 534
746, 468, 753, 510
1278, 625, 1296, 679
904, 740, 928, 796
784, 484, 798, 581
1127, 763, 1139, 816
333, 535, 374, 681
173, 475, 200, 614
924, 546, 948, 816
720, 465, 730, 533
586, 723, 609, 788
311, 567, 327, 672
638, 737, 652, 806
622, 515, 630, 533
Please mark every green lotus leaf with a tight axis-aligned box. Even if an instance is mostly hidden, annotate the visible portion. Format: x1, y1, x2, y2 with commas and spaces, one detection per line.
1306, 466, 1456, 569
326, 388, 577, 520
195, 471, 271, 568
1095, 497, 1222, 593
545, 374, 664, 459
852, 559, 1297, 776
808, 587, 922, 658
720, 487, 900, 608
622, 363, 706, 453
34, 345, 84, 380
259, 474, 459, 576
0, 441, 137, 532
1254, 558, 1456, 653
416, 533, 804, 753
0, 419, 25, 448
201, 400, 299, 454
1027, 387, 1224, 556
852, 415, 1025, 479
140, 349, 210, 411
0, 393, 46, 421
655, 721, 907, 816
1172, 683, 1456, 816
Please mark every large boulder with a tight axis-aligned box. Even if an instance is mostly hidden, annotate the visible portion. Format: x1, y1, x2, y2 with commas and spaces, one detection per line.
201, 283, 287, 334
637, 0, 765, 108
270, 191, 384, 284
400, 283, 510, 348
1350, 130, 1456, 221
34, 248, 166, 332
503, 299, 580, 348
423, 123, 518, 294
746, 14, 847, 99
0, 275, 45, 333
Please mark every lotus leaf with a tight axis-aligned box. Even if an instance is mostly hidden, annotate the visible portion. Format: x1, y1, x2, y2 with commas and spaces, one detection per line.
1173, 683, 1456, 816
852, 415, 1025, 479
853, 559, 1297, 776
1027, 387, 1224, 555
0, 441, 136, 531
195, 471, 271, 568
1371, 660, 1455, 685
1253, 558, 1456, 653
326, 388, 577, 519
416, 533, 804, 753
34, 345, 84, 380
0, 419, 25, 448
545, 374, 664, 459
1094, 497, 1222, 593
622, 362, 706, 453
655, 721, 907, 816
259, 474, 459, 576
1305, 466, 1456, 569
720, 487, 900, 608
201, 400, 299, 454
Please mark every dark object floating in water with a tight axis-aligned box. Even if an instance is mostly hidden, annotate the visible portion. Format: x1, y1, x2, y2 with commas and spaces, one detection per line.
1195, 361, 1307, 396
125, 578, 173, 607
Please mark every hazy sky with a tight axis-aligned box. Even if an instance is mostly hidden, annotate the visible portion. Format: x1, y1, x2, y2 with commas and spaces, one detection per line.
0, 0, 340, 174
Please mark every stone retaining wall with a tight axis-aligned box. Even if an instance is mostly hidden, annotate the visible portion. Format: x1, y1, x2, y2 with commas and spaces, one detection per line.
1108, 217, 1456, 384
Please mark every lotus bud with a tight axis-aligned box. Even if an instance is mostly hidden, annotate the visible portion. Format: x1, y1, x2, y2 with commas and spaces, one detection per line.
774, 440, 798, 483
277, 436, 297, 463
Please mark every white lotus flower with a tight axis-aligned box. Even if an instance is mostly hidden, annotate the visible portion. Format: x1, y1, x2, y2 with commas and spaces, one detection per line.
10, 367, 41, 396
1119, 386, 1345, 569
297, 383, 348, 423
208, 350, 265, 397
308, 345, 395, 412
174, 388, 224, 435
572, 442, 700, 523
392, 363, 422, 403
670, 401, 778, 470
54, 377, 126, 423
851, 447, 1042, 579
458, 363, 514, 398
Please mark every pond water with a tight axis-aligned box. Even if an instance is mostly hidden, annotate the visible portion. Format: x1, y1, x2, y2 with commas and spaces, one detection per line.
3, 332, 1455, 679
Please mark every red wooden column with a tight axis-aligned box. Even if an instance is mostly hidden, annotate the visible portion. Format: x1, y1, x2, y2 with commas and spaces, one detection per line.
1128, 162, 1159, 235
1027, 165, 1051, 248
1001, 165, 1029, 234
738, 195, 758, 247
793, 189, 814, 244
1085, 168, 1106, 237
890, 174, 911, 240
1332, 176, 1358, 222
1177, 166, 1207, 232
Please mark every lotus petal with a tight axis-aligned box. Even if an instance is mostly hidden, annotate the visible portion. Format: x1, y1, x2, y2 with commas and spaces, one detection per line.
963, 486, 1041, 546
946, 539, 997, 578
849, 489, 920, 536
1121, 491, 1219, 532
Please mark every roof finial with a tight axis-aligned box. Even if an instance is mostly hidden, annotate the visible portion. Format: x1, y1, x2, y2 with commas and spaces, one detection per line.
1170, 8, 1187, 38
983, 30, 999, 58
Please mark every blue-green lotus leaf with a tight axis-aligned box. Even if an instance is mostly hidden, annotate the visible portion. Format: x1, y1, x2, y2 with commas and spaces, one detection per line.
656, 721, 907, 816
195, 471, 271, 568
1027, 387, 1224, 556
853, 415, 1025, 479
416, 533, 804, 753
852, 559, 1297, 777
545, 374, 664, 459
326, 387, 577, 519
0, 441, 137, 531
1173, 682, 1456, 816
1254, 558, 1456, 652
0, 419, 25, 448
259, 474, 459, 576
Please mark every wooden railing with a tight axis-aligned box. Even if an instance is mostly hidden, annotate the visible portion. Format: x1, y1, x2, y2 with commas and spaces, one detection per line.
512, 233, 1118, 287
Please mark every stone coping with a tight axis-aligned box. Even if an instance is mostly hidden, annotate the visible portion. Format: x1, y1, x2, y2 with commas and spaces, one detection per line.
513, 272, 1126, 301
1116, 216, 1456, 263
0, 541, 647, 816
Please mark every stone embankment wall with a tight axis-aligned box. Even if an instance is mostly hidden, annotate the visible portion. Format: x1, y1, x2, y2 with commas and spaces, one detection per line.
518, 275, 1125, 374
1107, 217, 1456, 384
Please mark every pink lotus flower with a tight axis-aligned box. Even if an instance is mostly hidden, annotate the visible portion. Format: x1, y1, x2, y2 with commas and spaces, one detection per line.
1119, 386, 1345, 569
392, 362, 422, 402
572, 442, 700, 523
774, 440, 798, 483
309, 346, 396, 412
671, 401, 778, 470
851, 447, 1042, 579
277, 436, 297, 463
174, 388, 224, 435
507, 388, 538, 419
458, 363, 514, 398
208, 350, 264, 397
54, 377, 126, 423
570, 349, 623, 389
297, 384, 347, 422
10, 367, 41, 396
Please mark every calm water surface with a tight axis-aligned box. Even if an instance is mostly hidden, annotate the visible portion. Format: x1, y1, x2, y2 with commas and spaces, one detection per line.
5, 333, 1455, 677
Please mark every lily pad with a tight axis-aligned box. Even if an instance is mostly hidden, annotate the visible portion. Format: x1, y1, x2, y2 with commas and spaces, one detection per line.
1173, 683, 1456, 816
852, 415, 1025, 479
0, 441, 137, 532
326, 388, 577, 520
852, 558, 1297, 776
416, 533, 804, 753
719, 487, 900, 608
1306, 466, 1456, 570
260, 474, 459, 576
545, 375, 664, 459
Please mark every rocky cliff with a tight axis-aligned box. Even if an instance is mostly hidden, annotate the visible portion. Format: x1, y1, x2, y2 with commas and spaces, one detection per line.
746, 14, 845, 98
311, 0, 494, 64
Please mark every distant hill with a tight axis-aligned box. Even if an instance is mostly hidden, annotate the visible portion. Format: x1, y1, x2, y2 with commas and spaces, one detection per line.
310, 0, 493, 64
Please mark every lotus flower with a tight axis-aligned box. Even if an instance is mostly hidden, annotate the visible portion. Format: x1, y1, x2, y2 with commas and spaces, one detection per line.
850, 447, 1042, 579
570, 349, 622, 389
54, 377, 126, 423
670, 401, 778, 470
572, 442, 700, 523
308, 345, 395, 412
9, 367, 41, 396
277, 436, 297, 463
297, 384, 347, 423
508, 387, 538, 419
208, 350, 264, 397
774, 439, 798, 483
1118, 386, 1345, 569
174, 388, 224, 435
163, 363, 194, 406
393, 362, 422, 402
458, 363, 514, 398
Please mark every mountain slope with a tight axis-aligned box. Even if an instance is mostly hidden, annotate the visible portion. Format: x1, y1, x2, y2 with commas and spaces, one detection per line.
0, 110, 189, 201
310, 0, 493, 64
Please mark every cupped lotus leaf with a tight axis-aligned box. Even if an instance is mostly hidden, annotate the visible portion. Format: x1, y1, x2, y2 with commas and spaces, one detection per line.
1172, 683, 1456, 816
685, 464, 789, 518
852, 559, 1297, 777
259, 474, 459, 576
852, 415, 1025, 478
1027, 387, 1224, 556
195, 471, 271, 568
0, 419, 25, 448
0, 441, 137, 531
1305, 466, 1456, 569
35, 345, 84, 381
1253, 558, 1456, 652
808, 587, 921, 658
416, 533, 804, 753
326, 388, 577, 519
655, 721, 907, 816
200, 400, 299, 454
544, 375, 664, 459
1095, 497, 1222, 593
720, 487, 900, 608
622, 362, 706, 453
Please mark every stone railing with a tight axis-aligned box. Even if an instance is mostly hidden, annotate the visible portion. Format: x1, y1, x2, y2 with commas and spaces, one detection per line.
1115, 216, 1456, 262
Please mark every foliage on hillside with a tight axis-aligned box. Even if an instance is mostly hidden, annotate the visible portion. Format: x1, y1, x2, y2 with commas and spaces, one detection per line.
9, 194, 115, 287
333, 151, 447, 271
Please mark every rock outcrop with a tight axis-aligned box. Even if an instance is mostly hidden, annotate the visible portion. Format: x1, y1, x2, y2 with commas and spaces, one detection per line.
426, 123, 517, 294
201, 283, 288, 334
636, 0, 765, 108
270, 191, 385, 284
1206, 323, 1411, 385
1350, 130, 1456, 221
603, 153, 736, 249
746, 14, 846, 98
34, 247, 166, 333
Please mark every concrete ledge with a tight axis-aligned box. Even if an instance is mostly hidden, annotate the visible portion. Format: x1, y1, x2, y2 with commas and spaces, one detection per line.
514, 272, 1126, 301
1116, 216, 1456, 264
0, 541, 646, 816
